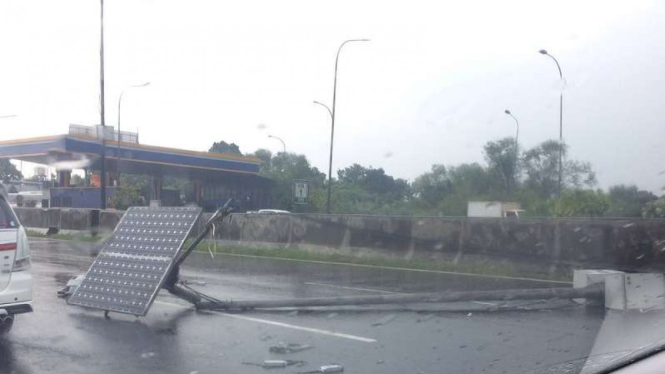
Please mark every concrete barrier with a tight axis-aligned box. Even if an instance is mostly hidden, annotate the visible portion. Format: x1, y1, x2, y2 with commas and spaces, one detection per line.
100, 210, 122, 231
60, 209, 92, 230
15, 208, 62, 229
13, 207, 665, 273
15, 207, 123, 231
212, 214, 665, 273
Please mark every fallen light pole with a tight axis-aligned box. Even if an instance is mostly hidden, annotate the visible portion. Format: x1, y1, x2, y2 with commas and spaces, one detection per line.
170, 283, 604, 312
69, 199, 606, 317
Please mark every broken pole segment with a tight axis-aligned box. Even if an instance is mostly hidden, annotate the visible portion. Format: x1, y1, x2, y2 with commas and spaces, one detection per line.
191, 285, 604, 311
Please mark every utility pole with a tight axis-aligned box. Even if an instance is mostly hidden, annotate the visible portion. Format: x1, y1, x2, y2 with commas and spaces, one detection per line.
99, 0, 107, 209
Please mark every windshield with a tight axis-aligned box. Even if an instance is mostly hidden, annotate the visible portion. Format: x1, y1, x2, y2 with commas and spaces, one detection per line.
0, 1, 664, 373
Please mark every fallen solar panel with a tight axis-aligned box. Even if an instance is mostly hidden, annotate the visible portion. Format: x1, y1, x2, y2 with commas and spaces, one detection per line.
68, 206, 203, 316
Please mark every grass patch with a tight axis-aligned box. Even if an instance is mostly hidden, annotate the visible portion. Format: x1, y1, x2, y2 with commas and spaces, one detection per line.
26, 229, 104, 243
193, 241, 572, 282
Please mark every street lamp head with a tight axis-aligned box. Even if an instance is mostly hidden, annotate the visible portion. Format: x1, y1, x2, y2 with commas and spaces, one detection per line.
268, 135, 273, 138
359, 39, 370, 42
140, 82, 151, 87
539, 49, 548, 55
504, 109, 511, 115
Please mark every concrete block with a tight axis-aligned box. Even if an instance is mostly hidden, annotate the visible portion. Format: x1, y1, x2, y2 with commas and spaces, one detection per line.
604, 273, 665, 311
573, 269, 624, 304
573, 269, 625, 289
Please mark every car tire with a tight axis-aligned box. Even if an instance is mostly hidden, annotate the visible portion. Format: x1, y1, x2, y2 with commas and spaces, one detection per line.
0, 316, 14, 335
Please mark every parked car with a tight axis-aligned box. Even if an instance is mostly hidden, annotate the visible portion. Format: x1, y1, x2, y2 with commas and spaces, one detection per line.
256, 209, 291, 214
0, 191, 33, 334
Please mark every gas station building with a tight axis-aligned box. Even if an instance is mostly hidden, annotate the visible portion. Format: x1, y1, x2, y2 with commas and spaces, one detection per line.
0, 125, 272, 211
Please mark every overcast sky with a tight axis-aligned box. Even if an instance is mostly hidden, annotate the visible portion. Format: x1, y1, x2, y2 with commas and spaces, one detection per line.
0, 0, 663, 193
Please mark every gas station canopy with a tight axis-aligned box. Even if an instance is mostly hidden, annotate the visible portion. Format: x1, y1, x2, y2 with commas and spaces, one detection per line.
0, 131, 262, 181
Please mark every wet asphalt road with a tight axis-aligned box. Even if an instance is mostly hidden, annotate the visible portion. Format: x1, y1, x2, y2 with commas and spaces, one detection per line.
0, 238, 605, 374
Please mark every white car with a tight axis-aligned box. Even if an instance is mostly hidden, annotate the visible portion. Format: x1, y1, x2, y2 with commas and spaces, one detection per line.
257, 209, 291, 214
0, 192, 33, 334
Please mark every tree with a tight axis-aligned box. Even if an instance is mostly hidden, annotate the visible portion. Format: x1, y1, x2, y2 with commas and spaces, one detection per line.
412, 163, 493, 216
412, 164, 451, 206
70, 174, 84, 186
115, 174, 151, 206
248, 150, 326, 211
108, 185, 145, 210
607, 185, 658, 217
484, 137, 518, 196
433, 163, 494, 216
252, 149, 273, 170
209, 141, 242, 155
643, 187, 665, 218
0, 160, 22, 182
552, 189, 610, 217
522, 140, 596, 199
448, 163, 493, 197
337, 164, 409, 199
330, 164, 411, 214
643, 198, 665, 218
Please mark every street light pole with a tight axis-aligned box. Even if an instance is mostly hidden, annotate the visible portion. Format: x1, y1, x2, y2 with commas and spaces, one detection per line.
504, 109, 520, 193
313, 100, 333, 119
117, 82, 150, 186
325, 39, 369, 214
539, 49, 564, 196
267, 135, 286, 154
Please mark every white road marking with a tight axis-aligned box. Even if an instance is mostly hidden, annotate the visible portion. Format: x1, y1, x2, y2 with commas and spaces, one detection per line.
154, 300, 377, 343
472, 301, 497, 306
215, 313, 377, 343
304, 281, 405, 295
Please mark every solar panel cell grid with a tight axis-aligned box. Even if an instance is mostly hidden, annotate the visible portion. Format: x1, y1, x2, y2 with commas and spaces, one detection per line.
68, 206, 202, 316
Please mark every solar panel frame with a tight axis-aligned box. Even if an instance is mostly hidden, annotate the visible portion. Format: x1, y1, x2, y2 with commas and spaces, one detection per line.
68, 206, 203, 316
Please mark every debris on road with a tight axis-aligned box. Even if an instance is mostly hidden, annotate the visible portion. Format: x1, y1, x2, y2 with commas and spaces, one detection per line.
371, 314, 396, 326
416, 313, 434, 323
297, 364, 344, 373
57, 274, 85, 298
156, 327, 176, 335
140, 352, 156, 359
269, 342, 313, 354
183, 279, 206, 286
259, 334, 274, 341
242, 360, 305, 368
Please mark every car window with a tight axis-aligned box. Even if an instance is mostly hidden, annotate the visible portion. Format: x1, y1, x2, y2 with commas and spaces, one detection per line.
0, 198, 18, 229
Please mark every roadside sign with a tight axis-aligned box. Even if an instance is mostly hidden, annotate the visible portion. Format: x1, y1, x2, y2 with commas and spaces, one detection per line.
293, 180, 309, 205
